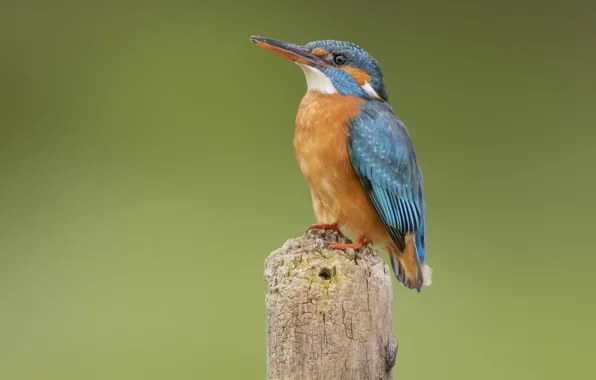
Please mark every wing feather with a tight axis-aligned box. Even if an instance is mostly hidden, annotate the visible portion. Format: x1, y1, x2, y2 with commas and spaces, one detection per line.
347, 101, 425, 262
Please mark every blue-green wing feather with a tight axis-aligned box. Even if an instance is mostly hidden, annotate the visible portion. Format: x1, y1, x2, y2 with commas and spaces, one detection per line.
347, 101, 426, 263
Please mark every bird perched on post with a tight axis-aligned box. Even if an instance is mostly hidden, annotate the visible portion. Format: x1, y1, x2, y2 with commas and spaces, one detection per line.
250, 36, 432, 292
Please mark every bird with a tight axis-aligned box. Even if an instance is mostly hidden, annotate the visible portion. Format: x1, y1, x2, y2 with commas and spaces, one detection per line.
250, 36, 432, 292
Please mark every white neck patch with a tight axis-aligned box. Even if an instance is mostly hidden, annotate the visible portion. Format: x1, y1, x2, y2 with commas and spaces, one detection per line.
297, 63, 337, 94
361, 82, 383, 100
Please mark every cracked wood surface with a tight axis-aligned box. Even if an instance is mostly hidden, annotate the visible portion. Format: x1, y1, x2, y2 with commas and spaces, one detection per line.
265, 229, 397, 380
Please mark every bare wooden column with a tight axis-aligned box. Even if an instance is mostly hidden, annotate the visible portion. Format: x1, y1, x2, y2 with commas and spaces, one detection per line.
264, 229, 398, 380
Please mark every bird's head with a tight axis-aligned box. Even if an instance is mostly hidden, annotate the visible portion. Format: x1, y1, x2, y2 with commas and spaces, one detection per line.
250, 36, 388, 102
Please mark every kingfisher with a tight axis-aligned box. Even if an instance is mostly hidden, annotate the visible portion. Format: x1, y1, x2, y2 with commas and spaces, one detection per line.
250, 36, 432, 291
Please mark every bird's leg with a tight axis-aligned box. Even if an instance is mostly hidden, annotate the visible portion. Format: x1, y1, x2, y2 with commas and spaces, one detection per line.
329, 236, 370, 250
307, 222, 344, 237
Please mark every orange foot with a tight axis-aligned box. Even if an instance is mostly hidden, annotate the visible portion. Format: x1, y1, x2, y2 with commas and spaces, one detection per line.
329, 236, 370, 250
307, 222, 344, 237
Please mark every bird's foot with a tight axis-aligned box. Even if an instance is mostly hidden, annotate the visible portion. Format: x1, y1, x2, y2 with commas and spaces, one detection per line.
328, 236, 370, 250
307, 222, 344, 237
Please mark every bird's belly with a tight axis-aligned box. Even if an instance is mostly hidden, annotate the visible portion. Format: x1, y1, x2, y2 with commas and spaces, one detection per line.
295, 135, 390, 245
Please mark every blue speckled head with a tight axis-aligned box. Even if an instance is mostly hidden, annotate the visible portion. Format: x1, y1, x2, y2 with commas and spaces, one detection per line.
250, 36, 389, 101
304, 40, 388, 101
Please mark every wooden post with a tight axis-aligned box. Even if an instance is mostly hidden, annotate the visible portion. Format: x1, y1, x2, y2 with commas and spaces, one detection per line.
264, 229, 398, 380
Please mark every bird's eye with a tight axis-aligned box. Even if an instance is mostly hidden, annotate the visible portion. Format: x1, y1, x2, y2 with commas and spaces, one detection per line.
333, 55, 347, 65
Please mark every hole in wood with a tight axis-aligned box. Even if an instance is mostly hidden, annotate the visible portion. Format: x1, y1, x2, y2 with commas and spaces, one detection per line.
318, 267, 332, 280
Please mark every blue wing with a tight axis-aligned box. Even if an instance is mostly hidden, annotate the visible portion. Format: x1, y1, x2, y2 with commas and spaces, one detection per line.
347, 101, 426, 265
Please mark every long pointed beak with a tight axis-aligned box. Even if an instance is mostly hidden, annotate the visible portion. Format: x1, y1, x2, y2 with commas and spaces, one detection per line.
250, 36, 325, 67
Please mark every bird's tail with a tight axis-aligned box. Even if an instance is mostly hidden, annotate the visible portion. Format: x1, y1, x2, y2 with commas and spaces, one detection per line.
388, 233, 432, 292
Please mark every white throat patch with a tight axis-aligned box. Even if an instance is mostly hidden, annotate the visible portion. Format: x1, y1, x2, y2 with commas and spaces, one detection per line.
297, 63, 383, 101
297, 63, 337, 94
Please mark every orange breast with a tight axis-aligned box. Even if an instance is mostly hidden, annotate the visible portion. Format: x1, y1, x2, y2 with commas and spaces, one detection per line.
294, 92, 391, 245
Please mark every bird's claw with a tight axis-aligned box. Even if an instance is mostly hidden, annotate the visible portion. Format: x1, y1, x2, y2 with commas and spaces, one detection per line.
327, 238, 370, 250
306, 222, 345, 237
324, 237, 371, 265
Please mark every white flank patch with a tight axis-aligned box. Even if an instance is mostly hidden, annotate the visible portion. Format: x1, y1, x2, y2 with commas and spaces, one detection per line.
297, 63, 337, 94
321, 178, 333, 192
320, 178, 335, 199
361, 82, 382, 100
421, 264, 433, 286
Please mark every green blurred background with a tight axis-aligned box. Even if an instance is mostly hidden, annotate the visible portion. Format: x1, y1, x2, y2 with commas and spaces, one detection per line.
1, 1, 595, 379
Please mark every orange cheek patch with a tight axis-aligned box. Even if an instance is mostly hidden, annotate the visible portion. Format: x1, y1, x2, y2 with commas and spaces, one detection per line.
342, 66, 371, 85
311, 47, 329, 57
255, 41, 310, 64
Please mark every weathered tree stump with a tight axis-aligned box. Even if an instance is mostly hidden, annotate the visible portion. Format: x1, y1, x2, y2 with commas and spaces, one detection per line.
264, 229, 397, 380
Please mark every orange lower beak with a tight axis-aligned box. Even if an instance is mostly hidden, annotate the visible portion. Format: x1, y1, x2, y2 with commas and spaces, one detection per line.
250, 36, 325, 67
